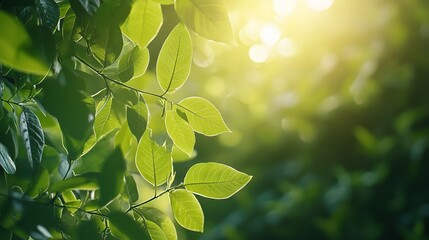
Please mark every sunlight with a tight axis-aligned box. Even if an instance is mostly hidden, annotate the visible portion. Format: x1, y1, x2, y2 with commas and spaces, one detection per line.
306, 0, 334, 11
273, 0, 297, 17
260, 24, 281, 46
249, 44, 269, 63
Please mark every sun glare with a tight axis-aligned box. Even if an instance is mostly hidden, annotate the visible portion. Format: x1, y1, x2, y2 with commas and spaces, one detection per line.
273, 0, 297, 17
260, 24, 281, 46
306, 0, 334, 11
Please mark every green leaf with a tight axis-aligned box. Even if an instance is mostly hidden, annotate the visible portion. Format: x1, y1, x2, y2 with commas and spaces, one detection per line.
156, 24, 192, 94
121, 0, 163, 48
98, 148, 125, 206
90, 26, 123, 67
118, 46, 150, 82
135, 130, 172, 186
170, 189, 204, 232
76, 219, 101, 240
153, 0, 174, 5
20, 107, 45, 169
125, 174, 139, 203
94, 0, 132, 28
174, 0, 234, 44
165, 109, 195, 156
93, 97, 120, 139
139, 207, 177, 240
26, 167, 50, 198
49, 173, 99, 192
0, 11, 50, 75
127, 100, 149, 141
109, 212, 150, 240
179, 97, 230, 136
35, 0, 60, 33
184, 162, 252, 199
146, 220, 167, 240
75, 0, 100, 16
0, 142, 16, 174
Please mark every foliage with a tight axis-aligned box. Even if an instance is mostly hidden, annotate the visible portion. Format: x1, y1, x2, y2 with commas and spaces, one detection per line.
0, 0, 251, 239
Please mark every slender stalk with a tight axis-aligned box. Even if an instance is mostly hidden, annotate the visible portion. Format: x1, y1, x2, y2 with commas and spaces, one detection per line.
126, 184, 183, 213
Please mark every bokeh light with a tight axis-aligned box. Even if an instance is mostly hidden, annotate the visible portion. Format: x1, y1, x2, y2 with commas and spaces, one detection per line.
306, 0, 334, 11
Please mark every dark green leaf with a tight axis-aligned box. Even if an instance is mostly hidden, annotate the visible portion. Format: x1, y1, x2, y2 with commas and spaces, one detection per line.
26, 166, 50, 197
75, 0, 100, 16
94, 0, 132, 28
90, 26, 123, 67
98, 148, 125, 206
109, 212, 150, 240
127, 99, 149, 141
139, 207, 177, 240
125, 174, 139, 203
0, 143, 16, 174
35, 0, 60, 33
20, 107, 45, 169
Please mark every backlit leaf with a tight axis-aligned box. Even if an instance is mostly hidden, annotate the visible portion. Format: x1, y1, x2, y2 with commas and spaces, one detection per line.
49, 173, 99, 192
184, 162, 252, 199
20, 107, 45, 169
121, 0, 162, 48
179, 97, 230, 136
135, 130, 172, 186
165, 108, 195, 156
146, 220, 167, 240
175, 0, 234, 44
90, 26, 123, 67
127, 99, 149, 141
93, 97, 120, 139
156, 24, 192, 94
0, 11, 50, 75
170, 189, 204, 232
139, 207, 177, 240
0, 143, 16, 174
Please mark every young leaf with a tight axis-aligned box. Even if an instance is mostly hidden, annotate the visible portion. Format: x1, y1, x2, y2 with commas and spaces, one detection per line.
0, 11, 50, 75
90, 26, 123, 67
93, 97, 120, 139
109, 212, 150, 240
49, 173, 100, 192
135, 130, 172, 186
156, 24, 192, 94
174, 0, 234, 44
0, 143, 16, 174
20, 107, 45, 169
98, 148, 125, 206
146, 220, 167, 240
127, 100, 149, 141
184, 162, 252, 199
121, 0, 163, 48
35, 0, 60, 33
170, 189, 204, 232
139, 207, 177, 240
179, 97, 230, 136
165, 109, 195, 156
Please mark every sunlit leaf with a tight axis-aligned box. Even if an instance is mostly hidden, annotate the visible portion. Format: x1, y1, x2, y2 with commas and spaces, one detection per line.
121, 0, 162, 48
20, 107, 45, 169
35, 0, 60, 33
175, 0, 234, 44
146, 220, 167, 240
170, 189, 204, 232
139, 207, 177, 240
90, 26, 123, 67
127, 99, 149, 141
135, 130, 172, 186
156, 24, 192, 94
93, 97, 120, 139
0, 143, 16, 174
184, 162, 252, 199
109, 212, 150, 240
49, 173, 99, 192
165, 108, 195, 156
0, 11, 50, 75
179, 97, 230, 136
154, 0, 174, 5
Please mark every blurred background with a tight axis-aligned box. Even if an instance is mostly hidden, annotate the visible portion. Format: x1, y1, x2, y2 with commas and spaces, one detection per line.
143, 0, 429, 239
